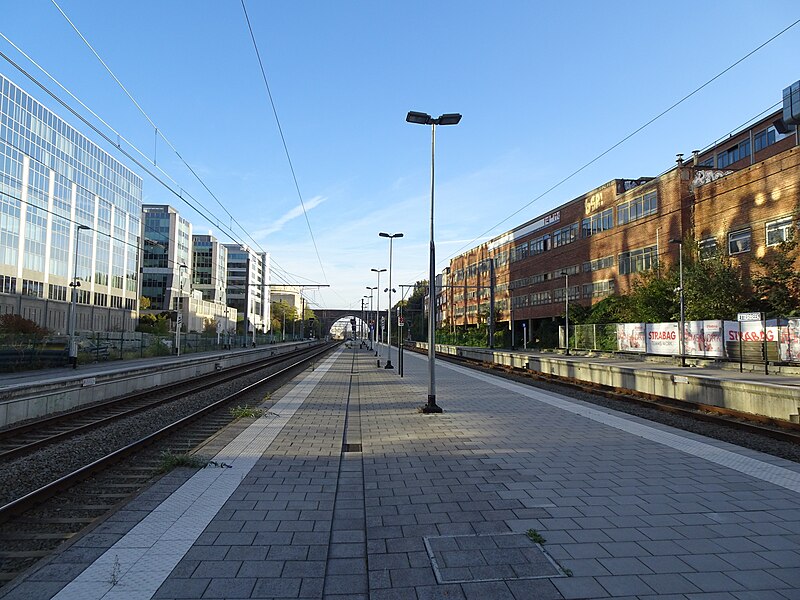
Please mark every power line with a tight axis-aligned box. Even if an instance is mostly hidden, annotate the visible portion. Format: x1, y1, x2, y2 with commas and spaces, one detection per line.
239, 0, 329, 287
48, 0, 264, 256
445, 18, 800, 266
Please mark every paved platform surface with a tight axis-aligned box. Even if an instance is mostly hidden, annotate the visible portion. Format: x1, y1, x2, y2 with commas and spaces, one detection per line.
3, 345, 800, 600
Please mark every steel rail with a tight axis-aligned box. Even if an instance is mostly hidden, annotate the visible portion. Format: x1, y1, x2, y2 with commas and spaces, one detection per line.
0, 342, 337, 524
0, 344, 321, 461
410, 345, 800, 444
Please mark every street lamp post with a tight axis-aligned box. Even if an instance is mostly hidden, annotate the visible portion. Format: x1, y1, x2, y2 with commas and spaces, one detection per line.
176, 263, 188, 356
406, 110, 461, 413
379, 232, 403, 369
371, 268, 386, 365
669, 238, 686, 367
68, 224, 91, 368
560, 271, 570, 356
366, 286, 376, 350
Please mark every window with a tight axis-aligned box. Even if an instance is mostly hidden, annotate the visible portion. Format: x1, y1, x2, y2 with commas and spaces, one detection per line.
766, 217, 793, 246
553, 286, 580, 303
530, 291, 552, 305
557, 264, 579, 277
552, 223, 578, 248
0, 275, 16, 294
511, 243, 529, 262
728, 229, 751, 254
21, 279, 43, 297
582, 208, 614, 237
698, 238, 718, 260
48, 284, 67, 301
716, 139, 751, 168
754, 125, 788, 153
697, 157, 714, 168
619, 245, 658, 275
582, 280, 615, 298
583, 256, 614, 272
617, 191, 657, 225
530, 234, 550, 255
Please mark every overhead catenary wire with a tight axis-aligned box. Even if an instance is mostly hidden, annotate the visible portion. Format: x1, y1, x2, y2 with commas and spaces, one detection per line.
239, 1, 330, 292
0, 33, 317, 288
444, 18, 800, 267
47, 0, 265, 257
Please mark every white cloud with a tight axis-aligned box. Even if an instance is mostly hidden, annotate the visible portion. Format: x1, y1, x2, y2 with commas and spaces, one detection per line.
253, 196, 326, 237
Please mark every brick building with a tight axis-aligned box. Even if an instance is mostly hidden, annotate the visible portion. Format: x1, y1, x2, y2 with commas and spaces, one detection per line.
443, 106, 800, 343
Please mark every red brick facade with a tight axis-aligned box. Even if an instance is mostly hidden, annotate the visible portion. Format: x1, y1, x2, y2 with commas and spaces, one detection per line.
442, 110, 800, 332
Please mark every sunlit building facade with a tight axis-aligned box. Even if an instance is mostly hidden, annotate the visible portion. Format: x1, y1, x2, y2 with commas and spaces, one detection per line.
0, 73, 141, 332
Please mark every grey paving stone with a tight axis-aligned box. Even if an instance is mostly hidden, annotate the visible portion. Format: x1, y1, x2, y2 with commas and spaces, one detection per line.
153, 578, 211, 599
461, 580, 515, 599
596, 574, 656, 596
552, 576, 610, 599
323, 573, 368, 595
250, 577, 302, 598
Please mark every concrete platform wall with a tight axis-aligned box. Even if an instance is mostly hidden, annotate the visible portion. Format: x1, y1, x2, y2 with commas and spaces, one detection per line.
415, 343, 800, 422
0, 342, 318, 428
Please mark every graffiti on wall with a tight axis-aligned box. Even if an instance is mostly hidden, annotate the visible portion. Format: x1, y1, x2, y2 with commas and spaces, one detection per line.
691, 169, 734, 188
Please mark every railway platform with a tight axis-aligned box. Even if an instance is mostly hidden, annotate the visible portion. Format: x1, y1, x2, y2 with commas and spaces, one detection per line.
2, 344, 800, 599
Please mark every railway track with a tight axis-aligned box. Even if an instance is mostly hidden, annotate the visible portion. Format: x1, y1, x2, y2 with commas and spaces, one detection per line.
413, 345, 800, 447
0, 342, 337, 588
0, 344, 323, 462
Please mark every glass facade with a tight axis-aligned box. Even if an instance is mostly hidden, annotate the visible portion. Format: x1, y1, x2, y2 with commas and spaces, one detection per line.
0, 73, 142, 329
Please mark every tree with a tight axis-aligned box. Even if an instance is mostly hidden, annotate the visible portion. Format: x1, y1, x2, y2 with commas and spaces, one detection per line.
139, 296, 151, 310
627, 269, 678, 323
202, 318, 218, 336
0, 314, 48, 336
136, 312, 170, 334
271, 301, 297, 332
683, 250, 747, 320
752, 234, 800, 317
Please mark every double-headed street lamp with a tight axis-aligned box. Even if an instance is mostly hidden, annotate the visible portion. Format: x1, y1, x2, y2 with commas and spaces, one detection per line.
406, 110, 462, 413
68, 224, 91, 368
669, 238, 686, 367
366, 286, 377, 350
371, 268, 386, 365
176, 263, 188, 356
379, 232, 403, 369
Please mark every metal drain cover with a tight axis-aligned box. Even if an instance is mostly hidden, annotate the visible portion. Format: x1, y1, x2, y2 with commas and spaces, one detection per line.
424, 533, 564, 584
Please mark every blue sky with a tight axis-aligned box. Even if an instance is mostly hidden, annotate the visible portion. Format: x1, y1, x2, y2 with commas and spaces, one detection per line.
2, 1, 799, 311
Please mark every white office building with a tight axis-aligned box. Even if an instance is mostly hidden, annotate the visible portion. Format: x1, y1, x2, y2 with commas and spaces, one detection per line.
0, 73, 142, 332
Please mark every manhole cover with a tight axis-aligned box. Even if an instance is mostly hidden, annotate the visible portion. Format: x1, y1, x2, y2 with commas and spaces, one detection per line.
424, 533, 564, 584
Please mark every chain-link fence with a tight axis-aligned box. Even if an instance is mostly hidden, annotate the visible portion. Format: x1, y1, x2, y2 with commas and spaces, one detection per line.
0, 331, 301, 372
565, 323, 619, 352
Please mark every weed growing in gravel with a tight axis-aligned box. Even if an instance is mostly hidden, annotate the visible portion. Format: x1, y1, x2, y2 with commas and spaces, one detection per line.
157, 449, 208, 473
526, 529, 546, 544
109, 555, 121, 585
230, 405, 264, 419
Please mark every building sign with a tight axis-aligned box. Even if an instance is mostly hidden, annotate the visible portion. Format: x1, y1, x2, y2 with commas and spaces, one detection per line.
645, 322, 679, 355
684, 320, 724, 358
615, 178, 653, 195
488, 211, 561, 250
617, 323, 645, 352
584, 191, 604, 215
691, 169, 734, 188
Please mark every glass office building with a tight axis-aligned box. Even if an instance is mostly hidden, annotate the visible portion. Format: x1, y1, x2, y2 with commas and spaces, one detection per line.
0, 73, 142, 332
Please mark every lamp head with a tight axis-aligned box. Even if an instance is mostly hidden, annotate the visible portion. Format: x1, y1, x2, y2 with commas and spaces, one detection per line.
436, 113, 462, 126
406, 111, 432, 125
668, 238, 681, 245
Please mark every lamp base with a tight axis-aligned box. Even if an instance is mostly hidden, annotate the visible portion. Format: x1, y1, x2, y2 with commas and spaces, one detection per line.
420, 395, 443, 414
384, 361, 393, 369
